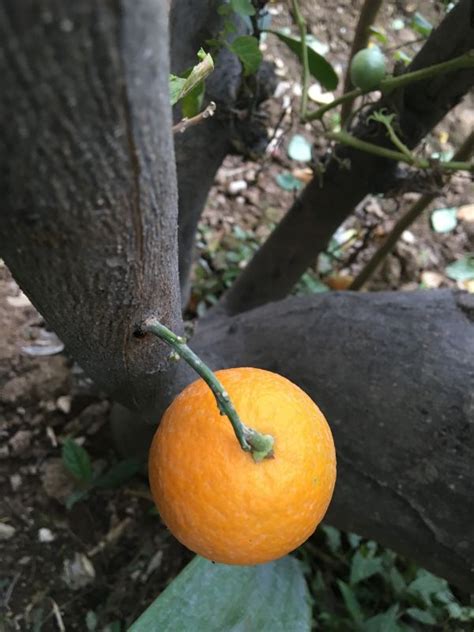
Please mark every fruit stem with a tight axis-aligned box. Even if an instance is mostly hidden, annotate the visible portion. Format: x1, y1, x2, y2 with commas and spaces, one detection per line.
139, 318, 274, 461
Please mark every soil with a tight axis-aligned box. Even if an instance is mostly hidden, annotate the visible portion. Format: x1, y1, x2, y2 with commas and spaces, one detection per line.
1, 1, 472, 629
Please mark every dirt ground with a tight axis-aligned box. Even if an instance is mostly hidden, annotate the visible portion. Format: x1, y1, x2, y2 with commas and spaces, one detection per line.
1, 1, 473, 630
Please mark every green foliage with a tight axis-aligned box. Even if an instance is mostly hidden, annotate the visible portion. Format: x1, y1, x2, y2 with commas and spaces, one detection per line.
62, 438, 93, 484
410, 12, 433, 37
228, 35, 262, 76
169, 49, 214, 114
299, 528, 474, 630
266, 29, 338, 90
230, 0, 256, 17
129, 556, 311, 632
62, 439, 143, 508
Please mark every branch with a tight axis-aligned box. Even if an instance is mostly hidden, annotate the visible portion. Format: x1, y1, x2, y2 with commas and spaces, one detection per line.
0, 1, 182, 413
327, 130, 474, 171
290, 0, 310, 119
307, 50, 474, 121
340, 0, 384, 124
193, 289, 474, 590
172, 101, 216, 134
217, 0, 474, 316
350, 130, 474, 289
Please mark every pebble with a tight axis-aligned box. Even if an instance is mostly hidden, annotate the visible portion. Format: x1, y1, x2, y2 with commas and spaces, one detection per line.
227, 180, 247, 195
38, 527, 56, 543
56, 395, 72, 414
10, 474, 22, 491
9, 430, 32, 455
62, 553, 96, 590
0, 522, 16, 540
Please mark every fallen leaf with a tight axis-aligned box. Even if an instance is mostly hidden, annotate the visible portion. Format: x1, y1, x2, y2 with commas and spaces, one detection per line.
445, 256, 474, 281
457, 204, 474, 223
431, 207, 457, 233
287, 134, 312, 162
292, 167, 313, 183
326, 274, 354, 290
275, 172, 304, 191
420, 271, 444, 288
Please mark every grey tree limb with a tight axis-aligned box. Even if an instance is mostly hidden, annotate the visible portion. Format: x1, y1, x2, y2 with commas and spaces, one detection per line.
0, 1, 182, 413
220, 0, 474, 316
190, 289, 474, 590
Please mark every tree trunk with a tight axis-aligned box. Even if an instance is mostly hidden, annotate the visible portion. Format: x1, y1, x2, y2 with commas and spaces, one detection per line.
0, 1, 182, 414
220, 0, 474, 315
190, 289, 474, 590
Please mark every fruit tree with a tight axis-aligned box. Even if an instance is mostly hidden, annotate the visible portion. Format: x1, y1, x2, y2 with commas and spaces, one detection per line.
0, 0, 473, 597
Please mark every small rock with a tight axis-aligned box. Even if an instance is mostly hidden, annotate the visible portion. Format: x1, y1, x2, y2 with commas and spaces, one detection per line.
421, 270, 444, 288
56, 395, 72, 414
401, 230, 416, 244
42, 459, 76, 503
9, 430, 32, 455
0, 445, 10, 459
227, 180, 247, 195
10, 474, 22, 491
62, 553, 96, 590
143, 550, 163, 580
38, 527, 56, 543
458, 203, 474, 223
0, 522, 16, 540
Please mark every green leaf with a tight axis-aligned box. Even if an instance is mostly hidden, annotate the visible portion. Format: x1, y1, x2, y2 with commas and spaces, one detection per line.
407, 570, 449, 606
65, 488, 90, 510
337, 580, 364, 626
129, 556, 312, 632
275, 172, 304, 191
266, 30, 338, 90
410, 12, 433, 37
364, 605, 401, 632
393, 50, 412, 66
350, 550, 384, 585
94, 458, 143, 489
169, 52, 214, 106
431, 207, 457, 233
445, 255, 474, 281
85, 610, 98, 631
287, 134, 312, 162
62, 438, 93, 484
369, 26, 388, 45
321, 525, 341, 554
230, 0, 256, 16
406, 607, 437, 625
228, 35, 262, 76
347, 532, 362, 549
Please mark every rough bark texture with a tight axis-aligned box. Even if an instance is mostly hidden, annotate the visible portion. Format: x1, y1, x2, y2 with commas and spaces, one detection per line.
0, 1, 182, 413
221, 0, 474, 315
189, 290, 474, 590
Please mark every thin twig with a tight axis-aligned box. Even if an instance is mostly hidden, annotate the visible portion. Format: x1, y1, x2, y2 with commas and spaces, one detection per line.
306, 50, 474, 121
350, 131, 474, 290
290, 0, 310, 119
51, 599, 66, 632
88, 517, 132, 557
327, 130, 474, 172
340, 0, 384, 124
172, 101, 216, 134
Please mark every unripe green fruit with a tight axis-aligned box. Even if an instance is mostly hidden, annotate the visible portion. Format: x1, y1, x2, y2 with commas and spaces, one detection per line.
350, 47, 386, 91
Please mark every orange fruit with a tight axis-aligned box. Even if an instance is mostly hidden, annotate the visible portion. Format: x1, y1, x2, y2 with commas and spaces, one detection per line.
148, 367, 336, 565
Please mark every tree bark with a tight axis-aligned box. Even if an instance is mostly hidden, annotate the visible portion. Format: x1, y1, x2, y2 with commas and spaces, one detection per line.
0, 1, 182, 413
220, 0, 474, 316
190, 289, 474, 590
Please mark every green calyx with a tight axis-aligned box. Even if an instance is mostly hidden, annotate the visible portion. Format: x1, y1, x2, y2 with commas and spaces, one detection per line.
246, 430, 275, 462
